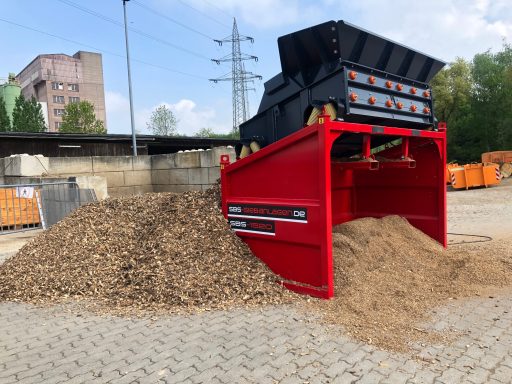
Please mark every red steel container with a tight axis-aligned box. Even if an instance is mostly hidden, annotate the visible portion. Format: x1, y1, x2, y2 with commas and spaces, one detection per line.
221, 115, 446, 299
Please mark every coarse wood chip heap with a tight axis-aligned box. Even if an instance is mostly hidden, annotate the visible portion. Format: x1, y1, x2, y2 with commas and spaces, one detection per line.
0, 188, 293, 312
313, 216, 512, 351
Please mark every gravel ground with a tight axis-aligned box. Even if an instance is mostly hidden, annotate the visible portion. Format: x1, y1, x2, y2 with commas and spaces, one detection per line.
448, 177, 512, 240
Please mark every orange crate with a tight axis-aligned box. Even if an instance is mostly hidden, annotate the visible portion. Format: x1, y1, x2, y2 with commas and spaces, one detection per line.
445, 163, 459, 184
481, 151, 512, 164
449, 163, 501, 190
0, 188, 41, 227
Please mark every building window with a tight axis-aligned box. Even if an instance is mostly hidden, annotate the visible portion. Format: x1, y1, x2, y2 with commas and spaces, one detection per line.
69, 96, 80, 103
55, 121, 63, 130
68, 83, 79, 92
54, 109, 65, 116
53, 95, 65, 104
51, 82, 64, 90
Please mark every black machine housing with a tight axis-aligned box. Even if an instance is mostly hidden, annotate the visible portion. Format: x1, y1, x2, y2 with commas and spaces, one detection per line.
239, 20, 445, 152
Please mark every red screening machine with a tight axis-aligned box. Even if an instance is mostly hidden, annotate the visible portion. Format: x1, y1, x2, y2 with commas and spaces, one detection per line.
220, 21, 447, 299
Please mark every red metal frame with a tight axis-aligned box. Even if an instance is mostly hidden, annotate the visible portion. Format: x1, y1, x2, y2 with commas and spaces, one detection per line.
221, 115, 446, 299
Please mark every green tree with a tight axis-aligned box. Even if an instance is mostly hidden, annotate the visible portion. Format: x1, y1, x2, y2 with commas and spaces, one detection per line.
11, 95, 46, 133
194, 127, 239, 139
471, 43, 512, 155
431, 44, 512, 162
147, 105, 178, 136
60, 100, 106, 134
431, 58, 473, 161
0, 97, 10, 132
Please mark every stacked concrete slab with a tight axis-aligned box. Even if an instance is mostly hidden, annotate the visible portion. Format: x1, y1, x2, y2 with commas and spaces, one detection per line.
152, 147, 232, 193
0, 147, 235, 199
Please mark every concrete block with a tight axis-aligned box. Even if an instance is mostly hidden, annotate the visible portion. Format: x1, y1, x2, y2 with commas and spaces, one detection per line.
188, 168, 209, 185
154, 184, 200, 193
199, 149, 214, 168
212, 146, 236, 166
123, 170, 152, 186
2, 176, 44, 185
175, 151, 200, 168
108, 186, 134, 197
201, 184, 214, 191
133, 185, 153, 195
3, 155, 50, 177
151, 170, 170, 185
153, 184, 174, 193
92, 156, 133, 172
208, 167, 220, 184
132, 155, 151, 171
94, 171, 125, 188
48, 157, 93, 175
52, 173, 81, 179
151, 154, 175, 170
168, 169, 189, 185
73, 175, 108, 200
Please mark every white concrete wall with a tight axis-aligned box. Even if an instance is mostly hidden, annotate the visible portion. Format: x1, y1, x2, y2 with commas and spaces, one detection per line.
0, 147, 235, 199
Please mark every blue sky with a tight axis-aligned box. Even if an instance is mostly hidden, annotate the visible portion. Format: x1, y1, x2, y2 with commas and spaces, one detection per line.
0, 0, 510, 135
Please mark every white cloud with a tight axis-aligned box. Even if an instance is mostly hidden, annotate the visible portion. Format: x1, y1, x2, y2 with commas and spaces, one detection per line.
327, 0, 512, 61
105, 91, 230, 135
105, 91, 132, 134
105, 90, 129, 114
182, 0, 511, 61
145, 99, 230, 136
200, 0, 325, 29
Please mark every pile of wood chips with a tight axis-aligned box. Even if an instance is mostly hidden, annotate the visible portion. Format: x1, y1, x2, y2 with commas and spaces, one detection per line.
314, 216, 512, 351
0, 187, 293, 313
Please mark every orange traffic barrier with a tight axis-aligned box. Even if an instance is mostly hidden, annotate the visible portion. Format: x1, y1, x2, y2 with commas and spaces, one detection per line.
449, 163, 501, 190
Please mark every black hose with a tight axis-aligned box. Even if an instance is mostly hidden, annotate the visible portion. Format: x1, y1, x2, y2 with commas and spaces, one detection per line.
447, 232, 493, 245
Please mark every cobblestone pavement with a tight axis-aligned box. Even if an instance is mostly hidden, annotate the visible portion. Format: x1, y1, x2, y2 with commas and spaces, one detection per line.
1, 292, 512, 384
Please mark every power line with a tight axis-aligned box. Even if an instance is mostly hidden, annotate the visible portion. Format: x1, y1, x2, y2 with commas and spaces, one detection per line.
56, 0, 210, 61
131, 0, 213, 41
176, 0, 231, 29
199, 0, 233, 20
0, 17, 208, 80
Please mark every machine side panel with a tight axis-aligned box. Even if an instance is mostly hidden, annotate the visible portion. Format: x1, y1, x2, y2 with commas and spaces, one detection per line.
222, 125, 335, 297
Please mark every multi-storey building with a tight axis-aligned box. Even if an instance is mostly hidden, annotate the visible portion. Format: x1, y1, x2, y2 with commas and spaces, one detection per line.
17, 51, 106, 132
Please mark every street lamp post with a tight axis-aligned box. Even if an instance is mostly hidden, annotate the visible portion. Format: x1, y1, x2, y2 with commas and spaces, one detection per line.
122, 0, 137, 156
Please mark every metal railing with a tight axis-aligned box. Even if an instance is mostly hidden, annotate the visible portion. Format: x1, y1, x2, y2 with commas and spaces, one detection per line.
0, 182, 97, 235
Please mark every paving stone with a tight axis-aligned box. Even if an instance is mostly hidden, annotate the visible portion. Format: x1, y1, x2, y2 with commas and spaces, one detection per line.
1, 295, 512, 383
381, 371, 414, 384
325, 361, 351, 378
333, 371, 359, 383
489, 364, 512, 383
410, 369, 439, 384
355, 370, 384, 383
463, 366, 491, 384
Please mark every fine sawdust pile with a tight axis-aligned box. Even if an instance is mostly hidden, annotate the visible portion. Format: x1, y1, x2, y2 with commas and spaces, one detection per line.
314, 216, 512, 351
0, 188, 292, 312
